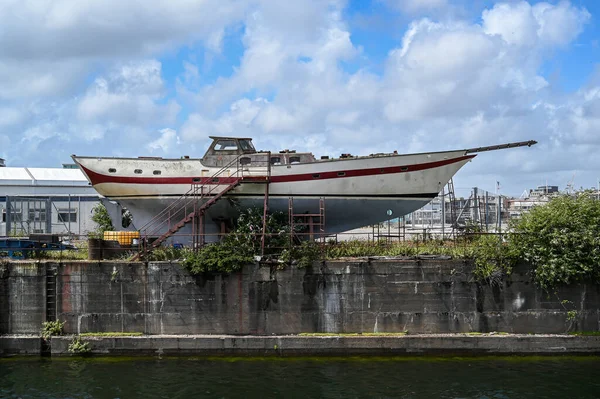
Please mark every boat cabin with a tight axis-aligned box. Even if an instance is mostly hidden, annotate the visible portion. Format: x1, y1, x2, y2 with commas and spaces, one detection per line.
204, 137, 257, 157
202, 136, 316, 167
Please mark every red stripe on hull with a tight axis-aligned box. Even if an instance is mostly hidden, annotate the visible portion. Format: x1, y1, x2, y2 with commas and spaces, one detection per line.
79, 155, 475, 186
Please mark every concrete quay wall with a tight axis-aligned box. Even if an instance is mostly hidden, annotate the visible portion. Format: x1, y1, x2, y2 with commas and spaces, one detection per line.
1, 259, 599, 336
46, 334, 600, 356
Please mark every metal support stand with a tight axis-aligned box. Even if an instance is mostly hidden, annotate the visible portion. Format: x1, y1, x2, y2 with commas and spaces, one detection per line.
260, 152, 271, 257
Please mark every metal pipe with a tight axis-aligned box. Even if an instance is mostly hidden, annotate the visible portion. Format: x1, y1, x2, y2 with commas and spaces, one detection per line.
464, 140, 537, 154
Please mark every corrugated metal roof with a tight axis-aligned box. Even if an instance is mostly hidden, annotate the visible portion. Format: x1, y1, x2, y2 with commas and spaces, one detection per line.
0, 167, 89, 186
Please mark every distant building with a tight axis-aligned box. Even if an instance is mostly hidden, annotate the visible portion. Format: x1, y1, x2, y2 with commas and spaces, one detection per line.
529, 185, 559, 198
506, 185, 558, 219
61, 163, 79, 169
0, 166, 120, 237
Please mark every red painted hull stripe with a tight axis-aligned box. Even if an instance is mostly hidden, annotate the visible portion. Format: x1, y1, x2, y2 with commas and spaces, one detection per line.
79, 155, 475, 186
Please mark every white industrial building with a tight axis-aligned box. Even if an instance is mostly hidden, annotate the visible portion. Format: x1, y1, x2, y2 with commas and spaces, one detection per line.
0, 164, 116, 237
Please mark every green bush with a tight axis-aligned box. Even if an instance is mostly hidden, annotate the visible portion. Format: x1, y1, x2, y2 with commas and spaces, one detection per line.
471, 234, 517, 283
90, 203, 114, 238
182, 241, 254, 274
181, 208, 290, 275
281, 240, 323, 268
508, 193, 600, 289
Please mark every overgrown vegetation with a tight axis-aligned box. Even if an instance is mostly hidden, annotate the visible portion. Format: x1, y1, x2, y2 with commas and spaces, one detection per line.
508, 193, 600, 289
68, 337, 91, 354
324, 239, 464, 259
147, 247, 190, 262
298, 332, 408, 336
79, 332, 143, 337
41, 320, 64, 340
30, 193, 598, 290
90, 203, 114, 239
568, 331, 600, 336
182, 208, 290, 275
470, 234, 517, 284
282, 241, 323, 268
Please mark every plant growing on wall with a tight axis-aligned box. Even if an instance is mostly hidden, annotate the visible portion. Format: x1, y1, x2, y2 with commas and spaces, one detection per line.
470, 234, 518, 284
508, 192, 600, 289
68, 337, 91, 354
41, 320, 64, 340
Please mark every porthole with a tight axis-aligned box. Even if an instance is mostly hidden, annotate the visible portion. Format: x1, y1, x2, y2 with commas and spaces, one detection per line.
134, 169, 143, 174
401, 167, 409, 172
108, 168, 117, 173
153, 170, 161, 175
192, 178, 201, 183
312, 174, 320, 179
240, 157, 251, 166
337, 172, 346, 177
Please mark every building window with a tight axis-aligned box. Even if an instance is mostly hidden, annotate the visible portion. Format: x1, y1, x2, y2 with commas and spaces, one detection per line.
28, 209, 46, 222
134, 169, 143, 174
4, 209, 22, 223
108, 168, 117, 173
153, 170, 161, 175
58, 209, 77, 223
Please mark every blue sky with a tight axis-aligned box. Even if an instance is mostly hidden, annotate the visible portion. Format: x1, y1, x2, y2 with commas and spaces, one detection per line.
0, 0, 599, 196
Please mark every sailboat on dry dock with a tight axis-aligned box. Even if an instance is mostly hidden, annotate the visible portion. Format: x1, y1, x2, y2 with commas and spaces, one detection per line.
72, 137, 536, 244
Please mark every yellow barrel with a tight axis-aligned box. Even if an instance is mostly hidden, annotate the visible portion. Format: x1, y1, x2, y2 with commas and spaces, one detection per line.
103, 231, 140, 246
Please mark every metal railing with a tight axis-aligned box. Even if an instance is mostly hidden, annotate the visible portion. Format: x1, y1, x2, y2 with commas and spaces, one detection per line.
135, 152, 272, 258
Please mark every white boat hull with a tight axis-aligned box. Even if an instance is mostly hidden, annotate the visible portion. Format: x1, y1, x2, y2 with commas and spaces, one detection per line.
73, 149, 475, 242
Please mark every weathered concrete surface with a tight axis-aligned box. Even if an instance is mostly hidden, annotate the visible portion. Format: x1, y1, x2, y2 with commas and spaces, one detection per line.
0, 335, 41, 355
47, 334, 600, 356
1, 259, 599, 335
0, 261, 46, 334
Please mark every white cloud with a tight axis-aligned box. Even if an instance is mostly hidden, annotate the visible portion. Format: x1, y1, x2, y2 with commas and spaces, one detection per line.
0, 0, 253, 100
0, 107, 23, 128
0, 134, 10, 159
0, 60, 87, 99
77, 60, 179, 127
483, 2, 539, 46
175, 0, 593, 194
146, 128, 180, 153
533, 2, 591, 46
483, 1, 590, 47
181, 98, 266, 141
0, 0, 252, 61
0, 0, 597, 195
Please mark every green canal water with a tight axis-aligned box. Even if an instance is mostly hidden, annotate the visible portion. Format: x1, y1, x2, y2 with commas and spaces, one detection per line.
1, 356, 599, 398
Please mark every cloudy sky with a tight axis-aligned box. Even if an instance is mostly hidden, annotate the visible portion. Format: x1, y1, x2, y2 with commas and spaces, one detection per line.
0, 0, 598, 196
